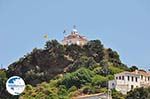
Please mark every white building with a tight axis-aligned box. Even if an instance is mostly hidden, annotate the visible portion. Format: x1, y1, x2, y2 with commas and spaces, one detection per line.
109, 70, 150, 94
62, 28, 88, 46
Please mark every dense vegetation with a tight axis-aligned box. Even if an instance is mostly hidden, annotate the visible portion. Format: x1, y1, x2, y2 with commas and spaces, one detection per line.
0, 39, 139, 99
126, 87, 150, 99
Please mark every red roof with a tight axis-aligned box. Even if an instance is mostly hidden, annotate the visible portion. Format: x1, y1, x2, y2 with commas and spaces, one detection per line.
64, 32, 88, 41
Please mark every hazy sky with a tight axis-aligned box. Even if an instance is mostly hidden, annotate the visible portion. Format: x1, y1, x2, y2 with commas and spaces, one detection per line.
0, 0, 150, 70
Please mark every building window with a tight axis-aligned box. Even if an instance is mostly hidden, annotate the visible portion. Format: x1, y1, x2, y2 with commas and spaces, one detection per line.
128, 76, 130, 81
132, 76, 134, 82
116, 77, 118, 80
141, 75, 143, 80
148, 77, 150, 81
131, 85, 134, 90
122, 76, 124, 80
135, 77, 138, 82
119, 76, 121, 80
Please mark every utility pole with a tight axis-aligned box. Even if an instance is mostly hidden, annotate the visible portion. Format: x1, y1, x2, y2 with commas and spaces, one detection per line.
108, 81, 112, 99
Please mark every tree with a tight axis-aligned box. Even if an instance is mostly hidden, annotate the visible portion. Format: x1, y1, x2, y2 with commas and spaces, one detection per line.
0, 69, 7, 98
61, 68, 94, 89
45, 40, 60, 50
45, 40, 65, 57
83, 40, 104, 62
126, 87, 150, 99
107, 48, 120, 61
112, 89, 125, 99
92, 75, 108, 88
129, 66, 138, 72
66, 44, 83, 60
0, 69, 17, 99
67, 56, 97, 72
95, 60, 110, 76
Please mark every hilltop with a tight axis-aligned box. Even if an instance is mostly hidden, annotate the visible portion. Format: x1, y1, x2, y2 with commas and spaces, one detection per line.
0, 39, 129, 99
7, 39, 127, 84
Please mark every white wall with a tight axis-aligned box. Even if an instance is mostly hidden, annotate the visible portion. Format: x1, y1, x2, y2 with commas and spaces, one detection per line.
115, 73, 140, 94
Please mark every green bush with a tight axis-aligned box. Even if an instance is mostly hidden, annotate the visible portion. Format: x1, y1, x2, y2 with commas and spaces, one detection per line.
61, 68, 94, 88
68, 86, 77, 93
126, 87, 150, 99
108, 66, 124, 75
92, 75, 108, 88
112, 89, 125, 99
82, 85, 95, 94
107, 75, 114, 80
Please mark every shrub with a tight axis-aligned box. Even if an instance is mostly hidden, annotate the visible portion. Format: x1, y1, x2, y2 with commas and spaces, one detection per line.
61, 68, 94, 88
92, 75, 108, 88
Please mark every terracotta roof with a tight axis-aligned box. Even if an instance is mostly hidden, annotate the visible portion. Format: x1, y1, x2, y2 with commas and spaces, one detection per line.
132, 70, 150, 76
115, 70, 150, 76
65, 32, 88, 41
115, 71, 138, 76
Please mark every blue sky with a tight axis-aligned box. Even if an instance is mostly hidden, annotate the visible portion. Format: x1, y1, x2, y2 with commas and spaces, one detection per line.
0, 0, 150, 70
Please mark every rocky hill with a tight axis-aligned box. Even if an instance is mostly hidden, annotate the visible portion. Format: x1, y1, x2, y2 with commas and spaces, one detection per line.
0, 39, 129, 99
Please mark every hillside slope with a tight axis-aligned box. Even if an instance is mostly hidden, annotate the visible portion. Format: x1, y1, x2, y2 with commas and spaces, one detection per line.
0, 39, 128, 99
